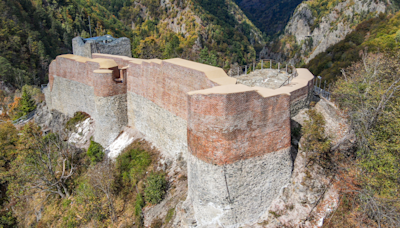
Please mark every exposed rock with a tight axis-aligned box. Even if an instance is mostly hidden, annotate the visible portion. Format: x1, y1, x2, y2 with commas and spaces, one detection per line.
283, 0, 387, 63
68, 117, 95, 149
244, 97, 354, 228
106, 127, 144, 159
235, 69, 291, 89
34, 101, 69, 134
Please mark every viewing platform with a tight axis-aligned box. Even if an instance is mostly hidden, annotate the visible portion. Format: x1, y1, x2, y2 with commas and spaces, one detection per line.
235, 69, 291, 89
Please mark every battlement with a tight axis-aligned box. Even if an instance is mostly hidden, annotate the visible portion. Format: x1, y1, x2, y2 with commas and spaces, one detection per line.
44, 53, 314, 227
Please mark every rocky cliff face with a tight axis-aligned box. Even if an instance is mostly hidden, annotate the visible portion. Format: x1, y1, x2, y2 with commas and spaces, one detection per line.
276, 0, 387, 64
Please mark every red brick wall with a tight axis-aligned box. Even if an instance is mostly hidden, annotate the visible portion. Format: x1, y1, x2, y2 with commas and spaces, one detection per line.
187, 91, 291, 165
50, 56, 126, 97
49, 60, 56, 91
97, 55, 218, 120
93, 71, 127, 97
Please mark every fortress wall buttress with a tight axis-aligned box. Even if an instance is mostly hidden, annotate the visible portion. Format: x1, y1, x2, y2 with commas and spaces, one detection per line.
44, 55, 128, 147
186, 85, 293, 227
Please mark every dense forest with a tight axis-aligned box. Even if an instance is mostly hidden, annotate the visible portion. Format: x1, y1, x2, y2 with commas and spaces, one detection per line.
0, 0, 132, 88
0, 0, 263, 89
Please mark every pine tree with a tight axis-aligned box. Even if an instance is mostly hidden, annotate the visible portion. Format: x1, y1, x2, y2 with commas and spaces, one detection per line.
18, 86, 36, 117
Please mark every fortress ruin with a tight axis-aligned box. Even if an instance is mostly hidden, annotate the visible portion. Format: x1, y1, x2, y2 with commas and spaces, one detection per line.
72, 35, 132, 58
43, 53, 314, 227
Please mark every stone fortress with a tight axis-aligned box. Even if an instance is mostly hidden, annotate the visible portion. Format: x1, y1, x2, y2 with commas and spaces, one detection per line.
43, 42, 314, 227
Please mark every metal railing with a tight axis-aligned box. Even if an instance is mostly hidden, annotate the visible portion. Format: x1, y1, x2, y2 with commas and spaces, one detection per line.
230, 59, 295, 77
314, 86, 331, 100
314, 76, 332, 100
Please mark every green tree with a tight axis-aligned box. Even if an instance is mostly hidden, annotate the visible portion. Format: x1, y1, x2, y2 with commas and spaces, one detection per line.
87, 140, 105, 164
8, 123, 81, 203
144, 172, 167, 204
198, 47, 218, 66
333, 52, 400, 226
14, 85, 36, 120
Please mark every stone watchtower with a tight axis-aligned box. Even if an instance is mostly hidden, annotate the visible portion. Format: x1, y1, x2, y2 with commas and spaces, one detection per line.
72, 35, 132, 58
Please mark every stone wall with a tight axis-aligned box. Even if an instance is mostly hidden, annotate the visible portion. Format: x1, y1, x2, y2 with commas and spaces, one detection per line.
188, 148, 292, 227
91, 37, 132, 58
72, 37, 91, 58
127, 92, 188, 158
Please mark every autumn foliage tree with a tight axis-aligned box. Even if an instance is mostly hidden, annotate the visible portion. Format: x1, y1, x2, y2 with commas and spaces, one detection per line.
8, 123, 81, 201
329, 52, 400, 226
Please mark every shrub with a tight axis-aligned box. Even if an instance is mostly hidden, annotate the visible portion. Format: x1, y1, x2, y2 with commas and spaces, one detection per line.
134, 193, 144, 217
13, 85, 36, 120
87, 141, 104, 164
116, 148, 151, 191
150, 218, 163, 228
301, 109, 331, 168
144, 172, 167, 205
134, 193, 144, 227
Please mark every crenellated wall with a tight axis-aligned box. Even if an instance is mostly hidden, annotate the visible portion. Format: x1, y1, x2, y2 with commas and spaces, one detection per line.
44, 53, 315, 227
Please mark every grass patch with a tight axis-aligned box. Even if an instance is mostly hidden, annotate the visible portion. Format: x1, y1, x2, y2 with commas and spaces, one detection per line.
165, 208, 175, 224
66, 112, 90, 131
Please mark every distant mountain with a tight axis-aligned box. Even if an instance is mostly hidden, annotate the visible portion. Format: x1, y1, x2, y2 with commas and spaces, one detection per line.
264, 0, 399, 65
234, 0, 304, 37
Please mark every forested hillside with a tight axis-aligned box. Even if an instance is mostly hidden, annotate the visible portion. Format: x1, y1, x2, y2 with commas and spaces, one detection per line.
0, 0, 263, 89
266, 0, 397, 65
307, 11, 400, 82
0, 0, 132, 88
96, 0, 264, 66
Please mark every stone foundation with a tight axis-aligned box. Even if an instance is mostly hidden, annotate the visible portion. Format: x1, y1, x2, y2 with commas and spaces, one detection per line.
187, 147, 292, 227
